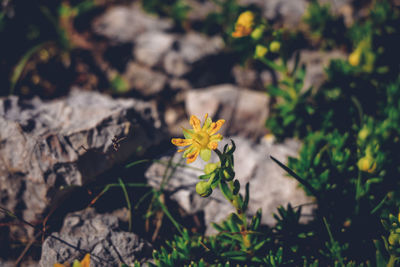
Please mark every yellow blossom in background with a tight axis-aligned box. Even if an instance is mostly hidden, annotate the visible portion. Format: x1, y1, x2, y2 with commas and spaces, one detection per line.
357, 155, 376, 173
269, 41, 281, 53
349, 48, 361, 66
250, 25, 265, 40
232, 11, 255, 38
172, 114, 225, 163
54, 253, 90, 267
254, 44, 268, 59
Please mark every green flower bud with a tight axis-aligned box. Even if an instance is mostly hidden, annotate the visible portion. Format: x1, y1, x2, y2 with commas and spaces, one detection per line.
251, 25, 265, 40
254, 45, 268, 59
196, 181, 212, 197
204, 162, 220, 174
389, 232, 400, 246
269, 41, 281, 53
358, 127, 369, 141
357, 155, 376, 173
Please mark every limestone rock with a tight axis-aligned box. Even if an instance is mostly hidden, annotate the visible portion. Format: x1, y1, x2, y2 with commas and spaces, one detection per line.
134, 31, 175, 68
123, 62, 168, 96
163, 33, 224, 77
185, 84, 269, 140
0, 89, 163, 238
93, 4, 172, 43
287, 50, 347, 91
145, 136, 314, 234
39, 208, 152, 267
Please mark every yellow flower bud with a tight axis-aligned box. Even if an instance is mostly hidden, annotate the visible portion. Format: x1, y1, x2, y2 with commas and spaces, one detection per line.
349, 49, 361, 66
251, 25, 265, 40
269, 41, 281, 53
196, 181, 212, 197
389, 232, 400, 246
358, 127, 369, 141
357, 156, 376, 173
204, 162, 220, 174
254, 44, 268, 59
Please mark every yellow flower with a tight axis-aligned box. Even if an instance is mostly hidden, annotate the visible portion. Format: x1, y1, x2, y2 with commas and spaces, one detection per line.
254, 44, 268, 59
54, 253, 90, 267
269, 41, 281, 53
232, 11, 255, 38
172, 114, 225, 164
357, 155, 376, 173
349, 48, 361, 66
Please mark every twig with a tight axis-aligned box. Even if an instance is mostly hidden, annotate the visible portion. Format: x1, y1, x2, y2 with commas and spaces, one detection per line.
15, 231, 42, 266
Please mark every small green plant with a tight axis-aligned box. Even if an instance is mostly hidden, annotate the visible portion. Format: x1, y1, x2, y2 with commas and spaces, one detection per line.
303, 0, 348, 48
375, 212, 400, 267
141, 0, 190, 29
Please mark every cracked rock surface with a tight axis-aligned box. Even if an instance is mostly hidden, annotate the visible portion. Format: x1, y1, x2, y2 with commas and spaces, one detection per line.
39, 208, 152, 267
0, 89, 163, 239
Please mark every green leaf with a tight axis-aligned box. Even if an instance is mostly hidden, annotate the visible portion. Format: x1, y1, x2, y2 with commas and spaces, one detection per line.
221, 251, 248, 258
199, 173, 211, 180
219, 180, 233, 201
270, 156, 320, 199
253, 239, 268, 251
233, 180, 240, 195
230, 213, 243, 226
251, 209, 262, 231
10, 42, 48, 94
242, 182, 250, 212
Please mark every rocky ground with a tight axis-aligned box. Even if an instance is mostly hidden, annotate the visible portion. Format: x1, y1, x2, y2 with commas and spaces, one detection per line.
0, 0, 357, 265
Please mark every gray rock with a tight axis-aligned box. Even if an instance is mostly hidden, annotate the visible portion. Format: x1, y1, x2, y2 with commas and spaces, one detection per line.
93, 4, 172, 43
263, 0, 307, 26
239, 0, 353, 27
287, 50, 347, 91
238, 0, 307, 27
40, 208, 152, 267
145, 136, 314, 234
0, 89, 162, 238
185, 0, 219, 22
185, 84, 269, 140
232, 65, 260, 90
134, 31, 175, 68
123, 62, 168, 96
163, 33, 224, 77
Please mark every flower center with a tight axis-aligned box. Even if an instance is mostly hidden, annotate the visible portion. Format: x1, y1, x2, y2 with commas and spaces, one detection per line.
194, 130, 210, 148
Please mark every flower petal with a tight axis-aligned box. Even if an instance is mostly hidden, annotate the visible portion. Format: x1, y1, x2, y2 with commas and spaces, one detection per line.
183, 146, 196, 157
182, 127, 194, 139
171, 138, 192, 147
80, 254, 90, 267
208, 119, 225, 135
207, 142, 219, 150
190, 115, 201, 131
200, 148, 211, 162
202, 115, 212, 131
186, 149, 200, 163
210, 133, 223, 142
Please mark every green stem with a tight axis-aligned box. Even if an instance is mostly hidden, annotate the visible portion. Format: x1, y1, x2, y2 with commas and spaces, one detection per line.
228, 180, 250, 249
388, 254, 397, 267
